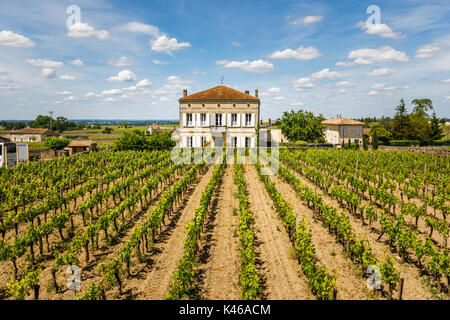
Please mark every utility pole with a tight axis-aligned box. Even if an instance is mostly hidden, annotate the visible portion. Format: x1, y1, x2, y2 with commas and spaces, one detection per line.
49, 111, 54, 131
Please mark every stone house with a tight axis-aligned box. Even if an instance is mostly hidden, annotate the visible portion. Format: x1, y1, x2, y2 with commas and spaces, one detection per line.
322, 114, 364, 145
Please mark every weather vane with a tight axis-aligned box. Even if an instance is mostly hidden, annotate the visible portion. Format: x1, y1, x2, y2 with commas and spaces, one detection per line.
221, 76, 224, 85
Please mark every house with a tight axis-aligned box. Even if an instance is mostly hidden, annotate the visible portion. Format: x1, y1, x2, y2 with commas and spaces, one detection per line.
147, 124, 161, 135
0, 126, 6, 131
322, 114, 364, 145
0, 136, 10, 143
177, 85, 260, 148
7, 128, 58, 142
66, 140, 97, 155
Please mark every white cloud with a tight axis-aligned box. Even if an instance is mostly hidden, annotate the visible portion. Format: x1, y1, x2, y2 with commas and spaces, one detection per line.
108, 56, 134, 67
311, 68, 341, 80
291, 16, 323, 25
67, 23, 110, 40
63, 96, 76, 102
101, 89, 122, 95
442, 78, 450, 83
268, 87, 282, 94
216, 60, 229, 66
55, 91, 72, 96
337, 89, 347, 94
415, 43, 442, 58
335, 61, 355, 67
60, 75, 76, 80
368, 91, 378, 95
69, 59, 84, 66
42, 68, 56, 79
123, 22, 160, 37
150, 35, 191, 54
26, 59, 63, 68
336, 81, 356, 87
218, 59, 274, 73
136, 79, 151, 88
107, 70, 137, 82
356, 21, 404, 39
232, 41, 242, 47
293, 77, 316, 89
369, 83, 399, 95
444, 96, 450, 103
86, 92, 95, 97
366, 68, 396, 77
0, 30, 35, 47
347, 46, 409, 64
193, 70, 207, 75
166, 75, 191, 84
152, 59, 168, 65
273, 96, 285, 100
268, 46, 321, 60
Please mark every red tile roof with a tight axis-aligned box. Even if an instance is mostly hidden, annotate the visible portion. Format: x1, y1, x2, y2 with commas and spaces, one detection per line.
179, 85, 259, 101
67, 140, 96, 147
322, 118, 364, 125
9, 128, 51, 134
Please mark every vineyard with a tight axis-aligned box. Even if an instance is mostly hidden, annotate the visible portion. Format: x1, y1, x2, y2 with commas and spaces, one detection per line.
0, 148, 448, 300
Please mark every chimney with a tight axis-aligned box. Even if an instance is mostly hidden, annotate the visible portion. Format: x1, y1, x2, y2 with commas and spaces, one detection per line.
336, 114, 339, 119
255, 89, 259, 97
245, 90, 250, 95
183, 89, 187, 97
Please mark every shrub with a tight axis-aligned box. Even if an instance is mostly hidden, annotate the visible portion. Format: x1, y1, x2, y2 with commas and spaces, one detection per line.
44, 137, 70, 150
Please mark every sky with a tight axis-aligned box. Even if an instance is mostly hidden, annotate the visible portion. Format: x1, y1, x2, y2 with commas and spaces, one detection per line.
0, 0, 449, 120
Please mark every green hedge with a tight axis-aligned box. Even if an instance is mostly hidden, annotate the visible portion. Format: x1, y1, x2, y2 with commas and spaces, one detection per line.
388, 139, 450, 147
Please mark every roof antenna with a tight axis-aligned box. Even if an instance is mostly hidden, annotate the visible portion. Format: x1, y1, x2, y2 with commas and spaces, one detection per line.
221, 76, 224, 85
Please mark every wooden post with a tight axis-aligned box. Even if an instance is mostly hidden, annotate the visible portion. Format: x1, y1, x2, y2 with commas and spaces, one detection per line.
333, 288, 337, 300
398, 278, 404, 300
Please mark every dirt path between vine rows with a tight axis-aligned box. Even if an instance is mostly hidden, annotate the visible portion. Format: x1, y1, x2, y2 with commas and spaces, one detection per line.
197, 165, 241, 300
128, 166, 214, 299
244, 164, 314, 300
270, 174, 372, 300
285, 163, 435, 300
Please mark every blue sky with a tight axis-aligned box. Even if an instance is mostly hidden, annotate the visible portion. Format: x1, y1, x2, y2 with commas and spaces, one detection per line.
0, 0, 449, 120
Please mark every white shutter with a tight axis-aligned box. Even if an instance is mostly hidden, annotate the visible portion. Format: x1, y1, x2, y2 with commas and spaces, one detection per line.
251, 113, 255, 127
182, 113, 187, 127
251, 137, 255, 147
237, 113, 241, 127
226, 135, 231, 147
205, 113, 210, 127
182, 136, 187, 147
221, 113, 225, 126
196, 135, 201, 147
227, 113, 231, 127
212, 113, 216, 127
192, 113, 196, 127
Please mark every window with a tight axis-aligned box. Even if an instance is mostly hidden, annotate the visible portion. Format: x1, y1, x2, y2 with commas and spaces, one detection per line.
186, 136, 193, 147
231, 137, 238, 147
245, 114, 252, 127
200, 114, 207, 126
245, 137, 251, 148
215, 114, 223, 126
186, 113, 193, 127
231, 114, 238, 127
343, 127, 347, 136
356, 127, 360, 136
201, 136, 207, 147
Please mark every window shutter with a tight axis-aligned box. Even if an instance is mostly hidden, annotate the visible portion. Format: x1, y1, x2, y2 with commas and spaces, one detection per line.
251, 113, 255, 127
182, 136, 186, 147
237, 113, 241, 127
251, 136, 255, 147
212, 113, 216, 127
226, 135, 231, 147
205, 113, 209, 127
182, 113, 187, 127
227, 113, 231, 127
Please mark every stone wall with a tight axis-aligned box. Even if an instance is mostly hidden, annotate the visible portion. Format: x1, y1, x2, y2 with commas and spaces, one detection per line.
378, 145, 449, 157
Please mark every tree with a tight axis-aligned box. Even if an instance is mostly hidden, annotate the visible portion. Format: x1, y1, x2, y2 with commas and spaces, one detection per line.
102, 127, 113, 134
391, 99, 411, 140
147, 132, 175, 150
369, 122, 391, 145
412, 99, 433, 119
114, 131, 148, 150
429, 111, 443, 141
363, 135, 368, 150
31, 115, 53, 129
44, 137, 70, 150
407, 113, 431, 142
280, 109, 325, 142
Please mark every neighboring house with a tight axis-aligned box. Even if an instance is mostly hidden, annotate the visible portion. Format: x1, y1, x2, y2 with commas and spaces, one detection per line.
177, 85, 260, 148
0, 136, 10, 143
66, 140, 97, 155
7, 128, 58, 142
322, 114, 364, 145
147, 124, 161, 135
0, 126, 6, 131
